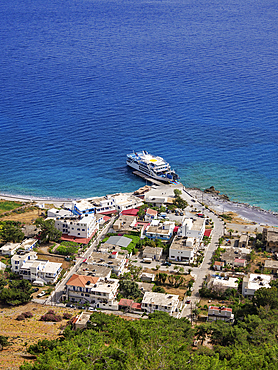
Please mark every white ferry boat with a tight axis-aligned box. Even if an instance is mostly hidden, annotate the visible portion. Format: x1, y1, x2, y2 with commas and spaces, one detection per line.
126, 151, 179, 183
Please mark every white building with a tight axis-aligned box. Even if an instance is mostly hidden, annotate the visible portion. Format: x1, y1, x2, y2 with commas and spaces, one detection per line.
47, 208, 73, 218
141, 292, 180, 316
169, 235, 198, 263
20, 238, 37, 252
145, 220, 175, 242
86, 251, 127, 276
178, 218, 205, 243
11, 252, 62, 284
208, 275, 239, 291
72, 193, 143, 215
142, 246, 163, 261
242, 273, 272, 297
54, 213, 98, 239
1, 242, 21, 256
0, 261, 6, 271
145, 208, 158, 222
208, 306, 234, 323
66, 274, 119, 309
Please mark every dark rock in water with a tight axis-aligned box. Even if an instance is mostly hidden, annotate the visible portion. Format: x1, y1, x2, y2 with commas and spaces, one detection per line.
204, 186, 220, 194
220, 194, 230, 201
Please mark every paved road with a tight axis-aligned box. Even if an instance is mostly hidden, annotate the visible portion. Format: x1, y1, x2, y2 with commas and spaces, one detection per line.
179, 193, 224, 319
45, 216, 116, 305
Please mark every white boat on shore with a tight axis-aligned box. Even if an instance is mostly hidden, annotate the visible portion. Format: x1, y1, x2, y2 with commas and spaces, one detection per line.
126, 151, 179, 183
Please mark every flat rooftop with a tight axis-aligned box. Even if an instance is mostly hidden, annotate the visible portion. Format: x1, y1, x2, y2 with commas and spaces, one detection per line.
170, 236, 196, 251
142, 291, 179, 306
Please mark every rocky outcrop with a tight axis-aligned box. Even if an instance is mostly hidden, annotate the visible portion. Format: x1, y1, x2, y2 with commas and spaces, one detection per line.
204, 186, 220, 195
204, 186, 230, 201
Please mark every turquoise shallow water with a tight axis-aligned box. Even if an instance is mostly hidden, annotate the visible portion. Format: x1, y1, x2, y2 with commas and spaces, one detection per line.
0, 0, 278, 211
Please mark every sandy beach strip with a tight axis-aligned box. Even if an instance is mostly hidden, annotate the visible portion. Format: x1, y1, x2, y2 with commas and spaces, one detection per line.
1, 185, 278, 227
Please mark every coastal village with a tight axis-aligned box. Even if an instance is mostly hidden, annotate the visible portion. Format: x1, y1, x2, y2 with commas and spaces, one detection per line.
1, 182, 278, 368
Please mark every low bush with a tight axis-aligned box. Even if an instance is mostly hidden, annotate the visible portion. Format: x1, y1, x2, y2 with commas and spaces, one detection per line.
16, 314, 26, 321
40, 310, 62, 322
63, 312, 72, 320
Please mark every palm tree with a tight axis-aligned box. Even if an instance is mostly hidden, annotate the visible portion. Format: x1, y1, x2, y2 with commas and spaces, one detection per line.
196, 324, 211, 345
228, 229, 234, 237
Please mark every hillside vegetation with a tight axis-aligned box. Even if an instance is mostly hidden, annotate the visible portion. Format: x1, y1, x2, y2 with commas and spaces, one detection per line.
20, 303, 278, 370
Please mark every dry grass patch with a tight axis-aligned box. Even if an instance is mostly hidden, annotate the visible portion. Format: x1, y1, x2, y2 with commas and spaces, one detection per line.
0, 302, 76, 370
0, 208, 41, 225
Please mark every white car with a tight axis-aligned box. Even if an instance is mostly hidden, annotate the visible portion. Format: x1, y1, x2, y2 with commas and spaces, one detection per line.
88, 307, 97, 312
37, 290, 46, 297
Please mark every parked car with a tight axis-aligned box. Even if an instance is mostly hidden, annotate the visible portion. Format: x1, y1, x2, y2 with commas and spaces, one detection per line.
162, 261, 172, 266
66, 303, 74, 308
88, 307, 97, 312
186, 299, 191, 304
37, 290, 46, 297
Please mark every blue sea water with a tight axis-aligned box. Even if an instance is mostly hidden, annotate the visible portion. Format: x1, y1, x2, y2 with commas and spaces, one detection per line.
0, 0, 278, 211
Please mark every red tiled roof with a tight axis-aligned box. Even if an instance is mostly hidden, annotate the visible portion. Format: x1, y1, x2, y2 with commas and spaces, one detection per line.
214, 261, 224, 266
204, 229, 212, 237
61, 229, 97, 244
121, 209, 139, 216
112, 251, 117, 255
146, 208, 158, 216
98, 210, 118, 215
66, 274, 99, 288
118, 298, 134, 307
209, 306, 232, 312
234, 258, 245, 263
103, 216, 111, 222
131, 302, 142, 310
174, 226, 179, 233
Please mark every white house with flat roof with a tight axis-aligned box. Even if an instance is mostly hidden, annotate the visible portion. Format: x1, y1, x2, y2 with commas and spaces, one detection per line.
87, 251, 127, 276
242, 273, 272, 297
145, 220, 175, 242
178, 218, 205, 242
11, 252, 62, 284
1, 238, 37, 256
72, 193, 143, 215
1, 242, 21, 256
54, 213, 98, 239
169, 235, 198, 263
208, 275, 239, 291
141, 292, 180, 316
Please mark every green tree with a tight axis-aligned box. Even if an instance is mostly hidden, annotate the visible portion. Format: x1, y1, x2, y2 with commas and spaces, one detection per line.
0, 222, 24, 243
35, 218, 62, 244
152, 286, 165, 293
0, 279, 33, 306
173, 195, 187, 209
196, 324, 211, 345
174, 189, 182, 197
253, 287, 278, 310
118, 280, 142, 300
129, 265, 142, 280
228, 229, 234, 237
173, 275, 184, 288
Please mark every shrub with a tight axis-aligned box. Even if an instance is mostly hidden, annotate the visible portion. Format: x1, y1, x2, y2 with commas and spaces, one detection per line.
16, 314, 26, 321
40, 310, 62, 322
63, 312, 72, 320
23, 311, 33, 318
